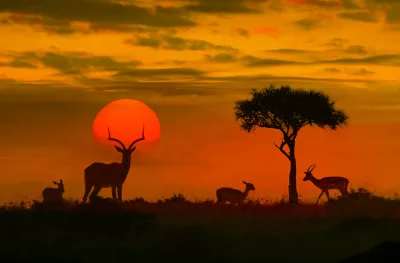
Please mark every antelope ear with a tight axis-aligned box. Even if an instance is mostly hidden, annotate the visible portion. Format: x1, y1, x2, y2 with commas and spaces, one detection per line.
53, 181, 58, 185
114, 146, 123, 152
242, 180, 247, 184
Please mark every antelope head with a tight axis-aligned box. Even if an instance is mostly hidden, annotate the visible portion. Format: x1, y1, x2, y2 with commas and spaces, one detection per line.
108, 124, 145, 159
242, 180, 256, 191
303, 164, 316, 181
53, 179, 64, 193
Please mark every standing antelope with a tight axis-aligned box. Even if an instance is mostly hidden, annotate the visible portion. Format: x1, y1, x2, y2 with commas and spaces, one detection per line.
82, 125, 145, 203
216, 180, 256, 205
42, 179, 64, 204
303, 164, 349, 205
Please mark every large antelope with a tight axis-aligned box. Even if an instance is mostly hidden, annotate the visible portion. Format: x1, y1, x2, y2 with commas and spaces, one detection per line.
42, 179, 64, 204
82, 125, 145, 203
303, 164, 349, 205
216, 180, 255, 205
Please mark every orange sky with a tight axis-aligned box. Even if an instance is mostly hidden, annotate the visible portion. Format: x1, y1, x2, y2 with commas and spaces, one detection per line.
0, 0, 400, 203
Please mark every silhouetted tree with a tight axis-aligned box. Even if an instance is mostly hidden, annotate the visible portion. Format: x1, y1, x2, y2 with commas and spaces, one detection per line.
234, 85, 348, 203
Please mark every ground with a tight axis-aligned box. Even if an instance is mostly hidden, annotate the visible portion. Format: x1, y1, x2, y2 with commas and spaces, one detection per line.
1, 189, 400, 263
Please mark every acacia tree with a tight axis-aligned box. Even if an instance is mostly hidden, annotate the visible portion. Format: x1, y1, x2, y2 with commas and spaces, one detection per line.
234, 85, 348, 203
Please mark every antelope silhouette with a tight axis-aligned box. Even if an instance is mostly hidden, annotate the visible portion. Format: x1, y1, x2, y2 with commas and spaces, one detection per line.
42, 179, 64, 204
216, 180, 255, 205
82, 125, 145, 203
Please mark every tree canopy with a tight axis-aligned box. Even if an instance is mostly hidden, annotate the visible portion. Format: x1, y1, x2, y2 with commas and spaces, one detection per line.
234, 85, 349, 138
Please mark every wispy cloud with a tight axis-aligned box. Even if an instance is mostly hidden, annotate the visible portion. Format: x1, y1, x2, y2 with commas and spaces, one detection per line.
2, 51, 142, 74
293, 18, 321, 30
205, 53, 237, 63
124, 33, 238, 51
0, 0, 196, 34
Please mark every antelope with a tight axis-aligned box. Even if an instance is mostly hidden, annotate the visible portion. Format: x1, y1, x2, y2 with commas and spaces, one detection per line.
303, 164, 349, 205
216, 180, 255, 205
42, 179, 64, 204
82, 125, 145, 203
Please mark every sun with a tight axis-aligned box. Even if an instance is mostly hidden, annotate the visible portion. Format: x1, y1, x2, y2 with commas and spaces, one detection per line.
92, 99, 161, 148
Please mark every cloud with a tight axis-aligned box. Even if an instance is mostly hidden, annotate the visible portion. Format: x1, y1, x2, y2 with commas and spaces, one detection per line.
0, 0, 196, 34
236, 28, 250, 37
338, 11, 378, 23
326, 38, 349, 48
319, 54, 400, 65
240, 53, 400, 67
113, 67, 205, 80
205, 53, 237, 63
293, 18, 321, 30
264, 49, 312, 54
183, 0, 265, 14
350, 68, 375, 75
240, 55, 306, 67
324, 68, 341, 73
3, 51, 142, 74
288, 0, 360, 9
343, 45, 369, 55
384, 3, 400, 24
204, 73, 376, 84
125, 33, 237, 51
0, 59, 37, 69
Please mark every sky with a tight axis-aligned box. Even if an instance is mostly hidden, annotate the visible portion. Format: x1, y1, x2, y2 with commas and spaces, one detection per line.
0, 0, 400, 203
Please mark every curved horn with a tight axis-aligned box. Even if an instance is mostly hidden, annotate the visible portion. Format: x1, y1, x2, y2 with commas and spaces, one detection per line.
306, 164, 315, 172
108, 126, 126, 150
308, 164, 316, 172
128, 124, 145, 150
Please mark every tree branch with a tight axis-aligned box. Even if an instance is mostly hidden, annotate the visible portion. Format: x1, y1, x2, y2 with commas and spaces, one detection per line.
274, 138, 291, 160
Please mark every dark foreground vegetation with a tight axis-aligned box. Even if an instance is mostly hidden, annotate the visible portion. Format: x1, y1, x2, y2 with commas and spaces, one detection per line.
2, 188, 400, 263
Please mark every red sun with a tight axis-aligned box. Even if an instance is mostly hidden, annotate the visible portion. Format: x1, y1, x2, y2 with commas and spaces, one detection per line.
92, 99, 161, 148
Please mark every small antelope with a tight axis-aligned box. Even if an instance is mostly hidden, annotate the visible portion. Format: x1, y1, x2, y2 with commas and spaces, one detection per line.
303, 164, 349, 205
42, 179, 65, 204
216, 180, 255, 205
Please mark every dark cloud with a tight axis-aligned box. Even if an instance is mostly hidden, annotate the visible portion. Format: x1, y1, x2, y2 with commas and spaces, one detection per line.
350, 68, 375, 75
293, 19, 321, 30
343, 45, 369, 55
319, 54, 400, 65
326, 38, 349, 48
125, 34, 237, 51
338, 11, 378, 23
205, 53, 237, 63
113, 67, 205, 80
324, 68, 341, 73
236, 28, 250, 37
5, 51, 142, 74
204, 73, 376, 84
240, 55, 305, 67
385, 4, 400, 24
0, 0, 196, 34
264, 49, 312, 54
302, 0, 342, 8
0, 59, 37, 69
184, 0, 265, 14
240, 53, 400, 67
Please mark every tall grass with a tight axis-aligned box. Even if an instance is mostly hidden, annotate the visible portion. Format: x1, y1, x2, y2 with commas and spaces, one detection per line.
1, 187, 400, 263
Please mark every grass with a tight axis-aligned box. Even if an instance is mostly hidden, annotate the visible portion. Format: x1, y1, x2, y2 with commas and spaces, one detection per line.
1, 188, 400, 263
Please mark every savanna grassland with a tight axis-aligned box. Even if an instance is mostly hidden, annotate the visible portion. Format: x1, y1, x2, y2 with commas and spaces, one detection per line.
2, 188, 400, 263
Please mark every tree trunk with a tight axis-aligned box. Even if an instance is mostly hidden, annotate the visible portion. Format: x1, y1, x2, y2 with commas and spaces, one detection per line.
288, 146, 298, 204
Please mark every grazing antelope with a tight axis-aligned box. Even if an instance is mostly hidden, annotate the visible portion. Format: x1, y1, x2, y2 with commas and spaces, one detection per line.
42, 179, 64, 204
82, 125, 145, 203
303, 164, 349, 205
216, 180, 255, 205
